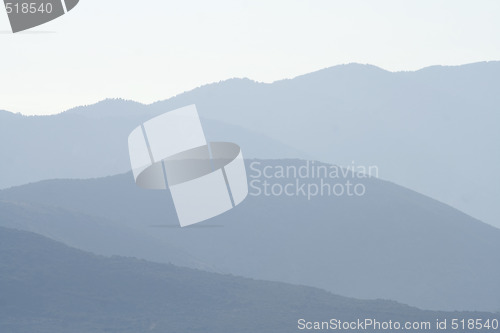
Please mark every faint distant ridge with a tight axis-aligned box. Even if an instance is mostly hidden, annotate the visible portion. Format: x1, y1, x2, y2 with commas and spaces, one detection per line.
0, 109, 23, 119
62, 98, 149, 119
149, 60, 500, 227
0, 61, 498, 226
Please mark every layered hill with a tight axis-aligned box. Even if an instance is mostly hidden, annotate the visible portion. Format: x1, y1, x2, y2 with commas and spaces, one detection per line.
1, 62, 498, 226
2, 159, 499, 311
1, 226, 498, 333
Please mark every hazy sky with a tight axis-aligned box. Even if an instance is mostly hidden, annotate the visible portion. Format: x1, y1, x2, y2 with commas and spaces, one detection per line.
1, 0, 499, 115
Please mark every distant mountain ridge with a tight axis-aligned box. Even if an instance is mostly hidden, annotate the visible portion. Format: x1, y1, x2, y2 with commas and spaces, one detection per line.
0, 99, 305, 190
149, 62, 500, 226
0, 62, 498, 227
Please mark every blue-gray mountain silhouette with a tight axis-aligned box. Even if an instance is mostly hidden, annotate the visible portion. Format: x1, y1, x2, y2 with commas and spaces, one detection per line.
0, 99, 304, 189
0, 199, 214, 271
2, 159, 499, 312
0, 62, 498, 226
2, 226, 497, 332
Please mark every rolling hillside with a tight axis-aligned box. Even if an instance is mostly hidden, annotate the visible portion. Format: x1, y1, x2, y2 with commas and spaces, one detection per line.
2, 159, 499, 311
1, 226, 498, 333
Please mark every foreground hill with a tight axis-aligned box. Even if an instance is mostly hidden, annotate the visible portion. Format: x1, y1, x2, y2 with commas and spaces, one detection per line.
1, 226, 498, 333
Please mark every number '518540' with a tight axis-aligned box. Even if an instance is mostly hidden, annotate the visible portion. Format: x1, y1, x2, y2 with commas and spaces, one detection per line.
5, 2, 53, 14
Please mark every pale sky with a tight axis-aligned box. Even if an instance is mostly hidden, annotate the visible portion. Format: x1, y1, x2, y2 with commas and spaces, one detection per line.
1, 0, 499, 115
